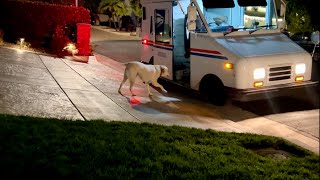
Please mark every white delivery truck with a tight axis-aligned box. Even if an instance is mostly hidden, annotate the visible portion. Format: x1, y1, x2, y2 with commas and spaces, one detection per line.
140, 0, 317, 105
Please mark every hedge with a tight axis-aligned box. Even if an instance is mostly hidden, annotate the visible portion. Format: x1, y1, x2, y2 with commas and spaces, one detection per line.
24, 0, 78, 6
0, 0, 90, 56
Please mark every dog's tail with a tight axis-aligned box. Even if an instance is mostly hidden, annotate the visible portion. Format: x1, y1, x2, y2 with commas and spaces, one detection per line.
120, 61, 147, 66
120, 62, 129, 67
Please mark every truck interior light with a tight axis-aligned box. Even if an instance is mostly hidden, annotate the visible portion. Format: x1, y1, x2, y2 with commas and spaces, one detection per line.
254, 81, 264, 87
295, 76, 304, 82
253, 68, 265, 79
224, 62, 233, 69
295, 63, 306, 74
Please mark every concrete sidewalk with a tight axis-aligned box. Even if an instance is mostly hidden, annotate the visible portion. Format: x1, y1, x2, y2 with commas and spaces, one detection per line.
0, 46, 318, 155
238, 110, 319, 155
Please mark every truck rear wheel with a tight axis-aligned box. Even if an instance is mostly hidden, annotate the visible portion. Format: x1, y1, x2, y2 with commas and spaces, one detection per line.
199, 75, 226, 106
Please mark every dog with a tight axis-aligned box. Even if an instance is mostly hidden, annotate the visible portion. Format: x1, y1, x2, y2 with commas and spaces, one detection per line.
118, 61, 170, 96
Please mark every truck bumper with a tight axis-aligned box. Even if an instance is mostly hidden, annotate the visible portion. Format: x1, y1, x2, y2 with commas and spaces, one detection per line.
227, 81, 319, 102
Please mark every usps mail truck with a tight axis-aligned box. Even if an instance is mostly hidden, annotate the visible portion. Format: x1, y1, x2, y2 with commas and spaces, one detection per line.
140, 0, 317, 105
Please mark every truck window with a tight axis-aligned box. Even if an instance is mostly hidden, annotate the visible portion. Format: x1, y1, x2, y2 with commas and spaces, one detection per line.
203, 0, 277, 32
194, 12, 208, 33
244, 6, 266, 28
155, 9, 171, 43
143, 7, 146, 20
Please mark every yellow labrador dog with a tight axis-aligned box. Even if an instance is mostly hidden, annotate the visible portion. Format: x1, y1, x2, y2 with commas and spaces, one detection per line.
118, 61, 170, 96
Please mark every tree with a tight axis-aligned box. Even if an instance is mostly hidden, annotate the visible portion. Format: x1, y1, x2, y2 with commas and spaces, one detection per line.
130, 0, 142, 28
285, 0, 317, 33
83, 0, 101, 13
114, 1, 130, 30
99, 0, 130, 31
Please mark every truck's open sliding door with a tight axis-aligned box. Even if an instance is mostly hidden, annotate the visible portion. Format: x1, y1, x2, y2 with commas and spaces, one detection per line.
153, 4, 173, 80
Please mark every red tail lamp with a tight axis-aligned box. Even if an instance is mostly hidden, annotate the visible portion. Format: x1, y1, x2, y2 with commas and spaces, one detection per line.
142, 39, 147, 44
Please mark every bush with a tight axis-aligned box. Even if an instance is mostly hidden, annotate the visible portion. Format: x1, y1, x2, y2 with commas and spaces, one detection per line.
0, 0, 90, 56
24, 0, 78, 6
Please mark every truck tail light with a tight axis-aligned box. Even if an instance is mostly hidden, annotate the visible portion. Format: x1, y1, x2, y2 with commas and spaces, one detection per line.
142, 39, 147, 44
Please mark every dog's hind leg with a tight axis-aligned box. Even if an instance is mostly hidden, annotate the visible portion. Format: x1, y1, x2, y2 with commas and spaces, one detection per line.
118, 74, 128, 95
146, 83, 153, 96
129, 77, 137, 96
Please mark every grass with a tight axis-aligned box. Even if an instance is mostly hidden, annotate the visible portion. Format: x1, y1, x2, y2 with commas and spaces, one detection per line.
0, 114, 319, 179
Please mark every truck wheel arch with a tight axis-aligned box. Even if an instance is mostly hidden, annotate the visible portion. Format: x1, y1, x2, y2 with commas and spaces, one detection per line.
199, 74, 227, 106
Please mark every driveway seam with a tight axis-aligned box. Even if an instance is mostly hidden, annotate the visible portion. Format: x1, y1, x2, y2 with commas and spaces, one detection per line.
60, 58, 141, 122
39, 55, 87, 121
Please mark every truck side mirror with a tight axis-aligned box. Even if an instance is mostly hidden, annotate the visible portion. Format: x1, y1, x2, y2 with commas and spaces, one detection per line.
187, 5, 197, 31
311, 31, 319, 45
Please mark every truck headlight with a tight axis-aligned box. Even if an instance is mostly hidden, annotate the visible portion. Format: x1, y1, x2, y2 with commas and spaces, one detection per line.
254, 68, 265, 79
295, 63, 306, 74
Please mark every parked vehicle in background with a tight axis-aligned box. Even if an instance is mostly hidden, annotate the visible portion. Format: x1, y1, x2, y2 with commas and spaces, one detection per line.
121, 16, 136, 32
290, 31, 319, 62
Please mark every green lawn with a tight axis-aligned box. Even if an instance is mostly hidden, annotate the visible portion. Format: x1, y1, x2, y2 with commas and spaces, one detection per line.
0, 114, 319, 179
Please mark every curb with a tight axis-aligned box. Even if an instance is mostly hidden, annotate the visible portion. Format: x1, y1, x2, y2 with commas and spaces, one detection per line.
64, 55, 97, 64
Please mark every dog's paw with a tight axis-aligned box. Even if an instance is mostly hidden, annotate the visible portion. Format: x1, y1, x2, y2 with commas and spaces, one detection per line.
162, 89, 168, 93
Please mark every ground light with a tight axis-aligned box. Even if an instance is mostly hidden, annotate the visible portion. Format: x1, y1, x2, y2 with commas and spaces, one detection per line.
19, 38, 25, 49
63, 43, 78, 56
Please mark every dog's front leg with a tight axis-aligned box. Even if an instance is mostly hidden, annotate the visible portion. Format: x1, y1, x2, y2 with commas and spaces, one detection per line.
152, 81, 167, 93
146, 83, 153, 96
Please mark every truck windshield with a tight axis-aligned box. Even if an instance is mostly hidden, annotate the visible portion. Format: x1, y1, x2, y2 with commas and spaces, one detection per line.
202, 0, 278, 33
